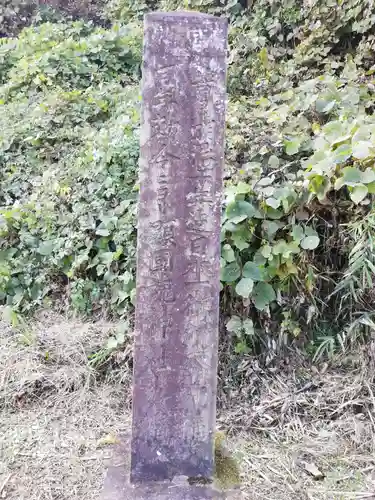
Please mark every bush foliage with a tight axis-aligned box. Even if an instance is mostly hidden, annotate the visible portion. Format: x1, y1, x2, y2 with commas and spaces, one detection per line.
1, 0, 375, 357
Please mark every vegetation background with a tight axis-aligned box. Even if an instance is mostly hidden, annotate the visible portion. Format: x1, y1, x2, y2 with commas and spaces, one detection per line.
1, 0, 375, 362
1, 1, 375, 498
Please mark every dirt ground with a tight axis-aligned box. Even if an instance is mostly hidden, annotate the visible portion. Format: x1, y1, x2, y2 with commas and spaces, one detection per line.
1, 311, 375, 500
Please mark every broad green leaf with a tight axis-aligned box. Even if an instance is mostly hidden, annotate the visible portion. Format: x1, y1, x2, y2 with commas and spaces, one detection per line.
252, 282, 276, 311
305, 226, 318, 237
257, 176, 275, 187
262, 186, 275, 197
268, 155, 280, 168
367, 182, 375, 194
352, 141, 372, 160
316, 99, 335, 113
333, 143, 352, 164
100, 252, 115, 265
226, 200, 258, 220
262, 220, 281, 240
234, 181, 251, 194
341, 166, 362, 185
226, 215, 247, 225
242, 318, 254, 336
301, 235, 320, 250
242, 261, 263, 281
220, 261, 241, 282
272, 239, 288, 255
265, 197, 280, 209
266, 207, 283, 220
130, 288, 137, 305
38, 241, 54, 256
226, 315, 242, 333
285, 139, 300, 155
334, 177, 344, 190
260, 244, 272, 259
361, 168, 375, 184
350, 184, 368, 204
235, 277, 254, 298
232, 234, 249, 251
292, 225, 304, 242
235, 341, 250, 354
222, 244, 235, 262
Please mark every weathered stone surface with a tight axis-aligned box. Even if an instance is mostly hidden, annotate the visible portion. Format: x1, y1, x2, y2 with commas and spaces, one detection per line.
103, 438, 243, 500
131, 11, 228, 483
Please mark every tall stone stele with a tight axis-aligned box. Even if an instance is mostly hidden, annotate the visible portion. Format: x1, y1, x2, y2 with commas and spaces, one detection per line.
131, 10, 227, 483
103, 10, 229, 500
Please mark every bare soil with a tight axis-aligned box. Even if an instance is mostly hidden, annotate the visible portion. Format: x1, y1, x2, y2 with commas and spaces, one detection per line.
1, 311, 375, 499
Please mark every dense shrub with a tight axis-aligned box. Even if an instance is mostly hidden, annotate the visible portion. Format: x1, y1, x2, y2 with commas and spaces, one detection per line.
0, 0, 106, 37
1, 0, 375, 358
0, 21, 142, 315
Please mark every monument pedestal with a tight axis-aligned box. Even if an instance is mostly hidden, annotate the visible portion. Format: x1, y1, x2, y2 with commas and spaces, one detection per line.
102, 439, 243, 500
104, 476, 226, 500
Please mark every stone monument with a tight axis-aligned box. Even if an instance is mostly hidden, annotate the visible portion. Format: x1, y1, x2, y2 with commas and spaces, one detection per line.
103, 10, 230, 500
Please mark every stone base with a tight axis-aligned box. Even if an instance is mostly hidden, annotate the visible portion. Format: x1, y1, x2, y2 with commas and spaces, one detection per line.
103, 476, 227, 500
102, 437, 243, 500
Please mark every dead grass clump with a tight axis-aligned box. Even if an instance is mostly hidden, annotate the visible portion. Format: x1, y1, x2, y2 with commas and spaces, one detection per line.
0, 385, 131, 500
217, 348, 375, 499
1, 312, 375, 499
0, 310, 114, 409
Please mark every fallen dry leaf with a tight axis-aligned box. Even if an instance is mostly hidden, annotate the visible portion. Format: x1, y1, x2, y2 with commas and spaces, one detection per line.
301, 461, 325, 480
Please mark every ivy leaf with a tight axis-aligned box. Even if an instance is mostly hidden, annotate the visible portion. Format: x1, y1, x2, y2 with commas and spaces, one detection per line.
266, 197, 280, 209
316, 99, 335, 113
350, 184, 368, 204
272, 239, 288, 255
38, 240, 54, 256
260, 244, 272, 259
226, 200, 258, 220
234, 181, 251, 194
367, 182, 375, 194
262, 220, 281, 240
235, 277, 254, 298
257, 176, 275, 187
266, 207, 283, 220
235, 341, 250, 354
232, 234, 250, 251
292, 225, 305, 242
361, 168, 375, 184
333, 143, 352, 164
352, 141, 371, 160
262, 186, 275, 197
220, 261, 241, 282
222, 244, 236, 262
301, 235, 320, 250
334, 177, 344, 190
285, 138, 301, 155
268, 155, 280, 168
226, 315, 242, 333
252, 282, 276, 311
242, 318, 254, 336
242, 261, 263, 281
226, 215, 247, 225
341, 166, 362, 186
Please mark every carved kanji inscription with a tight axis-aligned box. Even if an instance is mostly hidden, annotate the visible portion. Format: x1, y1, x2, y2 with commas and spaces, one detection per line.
131, 11, 227, 484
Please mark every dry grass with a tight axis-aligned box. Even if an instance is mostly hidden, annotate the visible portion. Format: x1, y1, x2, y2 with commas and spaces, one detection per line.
1, 310, 375, 499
